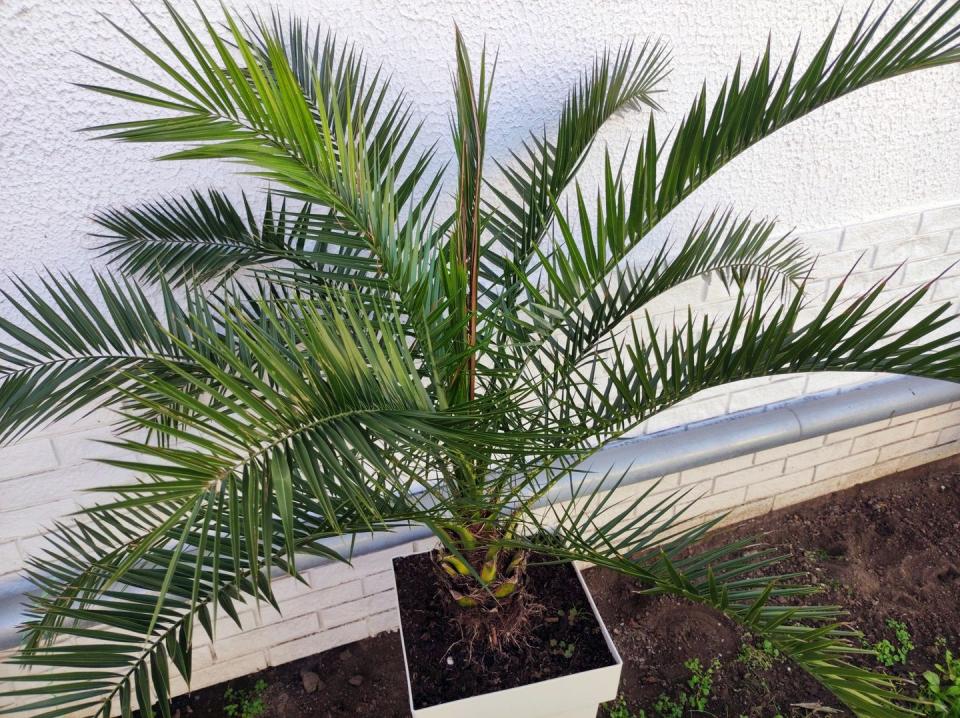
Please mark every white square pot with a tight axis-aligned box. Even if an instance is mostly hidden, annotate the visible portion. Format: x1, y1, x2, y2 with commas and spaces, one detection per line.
392, 554, 623, 718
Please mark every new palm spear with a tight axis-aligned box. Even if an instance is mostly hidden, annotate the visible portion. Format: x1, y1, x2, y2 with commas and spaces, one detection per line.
2, 2, 960, 716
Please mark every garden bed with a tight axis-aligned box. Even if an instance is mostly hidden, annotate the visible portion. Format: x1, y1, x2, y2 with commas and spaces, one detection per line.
167, 456, 960, 717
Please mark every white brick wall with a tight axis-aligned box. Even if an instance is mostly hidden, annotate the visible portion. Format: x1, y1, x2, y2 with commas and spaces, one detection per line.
3, 203, 960, 712
0, 411, 124, 579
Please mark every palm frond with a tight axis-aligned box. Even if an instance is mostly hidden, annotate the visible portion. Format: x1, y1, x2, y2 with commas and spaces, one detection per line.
0, 273, 228, 444
243, 10, 430, 205
508, 478, 915, 717
549, 274, 960, 442
483, 39, 670, 291
84, 2, 445, 314
93, 188, 411, 293
93, 190, 310, 286
93, 289, 540, 518
0, 474, 431, 718
487, 202, 812, 395
627, 0, 960, 237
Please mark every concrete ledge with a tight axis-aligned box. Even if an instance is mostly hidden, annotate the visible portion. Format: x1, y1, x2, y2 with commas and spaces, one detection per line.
566, 374, 960, 501
1, 374, 959, 655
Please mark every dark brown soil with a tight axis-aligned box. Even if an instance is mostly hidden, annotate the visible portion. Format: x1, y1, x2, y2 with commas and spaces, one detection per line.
167, 456, 960, 718
587, 455, 960, 716
393, 551, 615, 708
168, 631, 409, 718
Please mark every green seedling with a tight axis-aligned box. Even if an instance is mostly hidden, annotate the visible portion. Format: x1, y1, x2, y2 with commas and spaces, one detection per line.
871, 619, 914, 667
653, 657, 720, 717
223, 679, 267, 718
920, 643, 960, 717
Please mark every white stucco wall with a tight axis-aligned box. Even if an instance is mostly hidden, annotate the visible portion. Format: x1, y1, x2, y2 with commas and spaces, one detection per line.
2, 0, 959, 386
1, 0, 959, 287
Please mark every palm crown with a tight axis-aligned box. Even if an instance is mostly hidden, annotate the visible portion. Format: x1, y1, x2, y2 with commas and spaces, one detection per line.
3, 2, 960, 717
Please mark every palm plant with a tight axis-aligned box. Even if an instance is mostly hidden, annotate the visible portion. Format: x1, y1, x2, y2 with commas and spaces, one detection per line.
3, 2, 960, 716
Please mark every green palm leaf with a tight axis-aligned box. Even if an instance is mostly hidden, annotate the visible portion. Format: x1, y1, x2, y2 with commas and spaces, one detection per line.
549, 276, 960, 440
243, 10, 430, 204
0, 273, 227, 444
489, 203, 814, 395
83, 2, 441, 279
4, 2, 960, 717
483, 39, 670, 290
2, 481, 433, 718
626, 0, 960, 236
93, 190, 321, 286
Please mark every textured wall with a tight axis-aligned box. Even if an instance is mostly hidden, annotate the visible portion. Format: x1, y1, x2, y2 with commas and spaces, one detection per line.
1, 0, 960, 303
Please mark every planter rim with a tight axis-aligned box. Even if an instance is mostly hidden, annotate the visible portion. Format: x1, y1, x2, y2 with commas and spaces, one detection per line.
391, 550, 622, 717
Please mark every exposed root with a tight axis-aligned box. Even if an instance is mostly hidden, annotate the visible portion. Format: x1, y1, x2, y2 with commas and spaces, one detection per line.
431, 546, 545, 660
447, 589, 545, 664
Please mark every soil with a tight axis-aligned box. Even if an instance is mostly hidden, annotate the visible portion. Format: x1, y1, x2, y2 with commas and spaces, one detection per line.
393, 551, 615, 708
166, 456, 960, 718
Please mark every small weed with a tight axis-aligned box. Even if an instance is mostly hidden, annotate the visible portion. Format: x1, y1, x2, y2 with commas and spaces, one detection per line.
607, 695, 647, 718
223, 679, 267, 718
870, 619, 914, 667
556, 605, 583, 624
738, 637, 782, 672
804, 548, 831, 563
549, 638, 576, 659
653, 657, 720, 717
652, 693, 683, 718
919, 642, 960, 716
